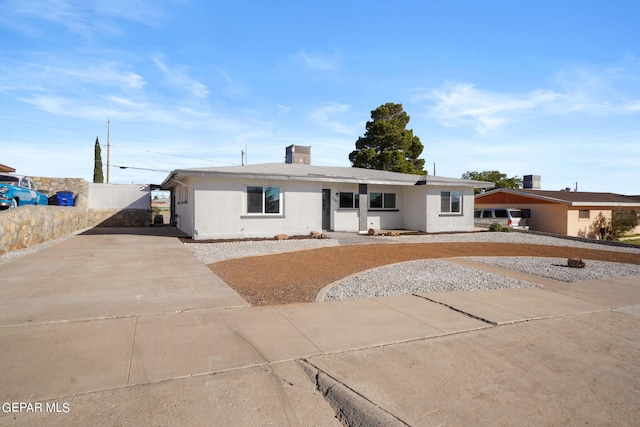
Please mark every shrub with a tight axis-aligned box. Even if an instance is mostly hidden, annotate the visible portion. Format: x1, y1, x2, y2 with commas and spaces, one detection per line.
489, 223, 502, 232
501, 226, 511, 232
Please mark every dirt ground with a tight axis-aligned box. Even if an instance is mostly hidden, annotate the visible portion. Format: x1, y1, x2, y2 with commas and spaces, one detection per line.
209, 242, 640, 306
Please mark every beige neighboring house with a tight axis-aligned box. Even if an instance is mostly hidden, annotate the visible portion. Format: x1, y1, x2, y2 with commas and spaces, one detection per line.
475, 189, 640, 238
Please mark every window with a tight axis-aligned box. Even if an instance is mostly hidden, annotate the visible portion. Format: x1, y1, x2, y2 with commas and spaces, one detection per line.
247, 186, 281, 214
339, 192, 359, 209
579, 210, 590, 219
494, 209, 508, 218
370, 192, 396, 209
440, 191, 462, 214
177, 187, 189, 204
384, 193, 396, 209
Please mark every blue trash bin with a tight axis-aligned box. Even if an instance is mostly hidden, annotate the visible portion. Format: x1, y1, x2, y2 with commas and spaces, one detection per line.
56, 191, 74, 206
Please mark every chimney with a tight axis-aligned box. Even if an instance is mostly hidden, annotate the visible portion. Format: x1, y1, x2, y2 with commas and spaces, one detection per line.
285, 145, 311, 164
523, 175, 541, 190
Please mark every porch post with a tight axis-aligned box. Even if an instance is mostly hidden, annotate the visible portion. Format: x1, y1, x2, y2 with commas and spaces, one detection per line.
358, 183, 368, 234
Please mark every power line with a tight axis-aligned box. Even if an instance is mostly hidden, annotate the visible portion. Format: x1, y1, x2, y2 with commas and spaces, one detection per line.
109, 144, 238, 165
11, 140, 239, 165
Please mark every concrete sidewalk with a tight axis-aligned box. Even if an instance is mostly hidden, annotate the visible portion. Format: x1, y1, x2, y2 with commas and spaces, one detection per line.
1, 229, 639, 426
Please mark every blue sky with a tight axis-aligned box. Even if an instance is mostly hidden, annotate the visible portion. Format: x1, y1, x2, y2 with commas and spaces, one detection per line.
1, 0, 639, 194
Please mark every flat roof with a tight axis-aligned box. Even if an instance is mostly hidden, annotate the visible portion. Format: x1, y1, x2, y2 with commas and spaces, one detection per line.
161, 163, 494, 189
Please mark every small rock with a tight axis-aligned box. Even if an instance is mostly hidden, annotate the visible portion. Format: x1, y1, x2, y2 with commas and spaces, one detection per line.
320, 233, 328, 239
388, 231, 400, 237
567, 258, 585, 268
309, 231, 321, 238
368, 228, 377, 236
275, 234, 289, 240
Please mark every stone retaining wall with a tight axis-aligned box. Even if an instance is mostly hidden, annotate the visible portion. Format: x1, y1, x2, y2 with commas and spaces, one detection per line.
31, 177, 89, 210
1, 177, 157, 255
0, 206, 87, 255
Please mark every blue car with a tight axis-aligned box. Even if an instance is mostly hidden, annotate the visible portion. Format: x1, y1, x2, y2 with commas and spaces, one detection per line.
0, 173, 48, 210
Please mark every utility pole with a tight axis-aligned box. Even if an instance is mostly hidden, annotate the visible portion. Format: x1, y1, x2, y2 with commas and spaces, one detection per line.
107, 119, 111, 183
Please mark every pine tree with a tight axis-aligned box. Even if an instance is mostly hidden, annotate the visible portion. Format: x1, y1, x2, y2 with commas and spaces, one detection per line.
349, 103, 426, 174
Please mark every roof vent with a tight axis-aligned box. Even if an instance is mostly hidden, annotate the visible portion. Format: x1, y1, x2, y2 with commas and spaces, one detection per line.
523, 175, 541, 190
285, 145, 311, 164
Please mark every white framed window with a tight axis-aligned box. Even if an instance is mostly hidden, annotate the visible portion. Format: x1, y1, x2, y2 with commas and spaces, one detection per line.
247, 186, 281, 214
370, 192, 396, 209
339, 192, 359, 209
440, 191, 462, 214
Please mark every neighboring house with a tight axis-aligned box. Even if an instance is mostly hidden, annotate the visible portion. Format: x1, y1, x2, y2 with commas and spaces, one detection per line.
475, 189, 640, 237
160, 162, 493, 239
0, 164, 16, 173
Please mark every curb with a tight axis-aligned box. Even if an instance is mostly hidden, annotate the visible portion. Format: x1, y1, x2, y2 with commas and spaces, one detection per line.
299, 360, 408, 427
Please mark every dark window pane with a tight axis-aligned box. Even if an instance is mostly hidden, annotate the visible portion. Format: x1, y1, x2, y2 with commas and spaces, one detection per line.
440, 192, 450, 213
247, 186, 263, 213
451, 192, 461, 213
370, 193, 382, 208
494, 209, 508, 218
384, 193, 396, 209
264, 186, 280, 213
339, 192, 353, 208
354, 194, 359, 209
483, 210, 492, 218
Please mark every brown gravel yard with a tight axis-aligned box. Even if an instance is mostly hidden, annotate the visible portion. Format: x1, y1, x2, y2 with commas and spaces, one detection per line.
209, 242, 640, 306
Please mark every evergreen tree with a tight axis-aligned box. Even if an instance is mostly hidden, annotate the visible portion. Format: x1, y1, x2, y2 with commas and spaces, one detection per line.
462, 170, 522, 194
93, 137, 104, 183
349, 103, 426, 174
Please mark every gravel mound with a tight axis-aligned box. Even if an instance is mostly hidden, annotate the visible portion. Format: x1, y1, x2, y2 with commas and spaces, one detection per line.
471, 257, 640, 282
185, 239, 340, 264
324, 259, 540, 301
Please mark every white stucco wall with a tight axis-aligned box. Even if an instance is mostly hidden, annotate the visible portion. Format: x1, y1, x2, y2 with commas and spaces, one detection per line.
331, 184, 358, 231
191, 177, 322, 239
425, 186, 475, 232
173, 178, 195, 237
172, 174, 481, 238
402, 186, 428, 231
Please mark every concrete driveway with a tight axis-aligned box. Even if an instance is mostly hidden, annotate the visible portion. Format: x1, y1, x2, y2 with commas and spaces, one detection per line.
1, 228, 639, 426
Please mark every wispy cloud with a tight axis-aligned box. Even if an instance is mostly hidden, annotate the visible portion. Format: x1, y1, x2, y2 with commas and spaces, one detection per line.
415, 83, 559, 133
417, 65, 640, 133
0, 0, 165, 37
20, 93, 247, 133
294, 50, 340, 71
308, 103, 357, 134
153, 57, 209, 98
0, 59, 145, 91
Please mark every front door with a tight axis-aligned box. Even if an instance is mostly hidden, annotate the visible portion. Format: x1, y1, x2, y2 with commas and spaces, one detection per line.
322, 189, 331, 230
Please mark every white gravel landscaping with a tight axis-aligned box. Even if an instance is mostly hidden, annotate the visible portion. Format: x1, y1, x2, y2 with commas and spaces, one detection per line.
184, 238, 340, 264
470, 257, 640, 282
324, 259, 541, 301
184, 231, 640, 264
375, 231, 640, 254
